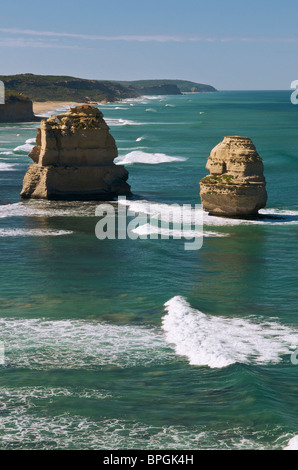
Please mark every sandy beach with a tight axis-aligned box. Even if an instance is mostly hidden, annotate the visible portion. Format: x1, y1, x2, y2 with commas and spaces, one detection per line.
33, 101, 84, 114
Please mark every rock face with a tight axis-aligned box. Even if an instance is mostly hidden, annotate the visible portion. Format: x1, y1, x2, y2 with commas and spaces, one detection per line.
0, 92, 36, 122
200, 136, 267, 217
20, 105, 131, 200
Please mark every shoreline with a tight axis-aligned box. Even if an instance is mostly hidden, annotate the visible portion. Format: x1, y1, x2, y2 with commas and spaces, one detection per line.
33, 101, 85, 114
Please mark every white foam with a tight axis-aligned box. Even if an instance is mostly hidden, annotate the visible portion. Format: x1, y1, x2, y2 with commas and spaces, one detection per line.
132, 223, 226, 239
118, 146, 146, 151
0, 398, 284, 450
162, 296, 298, 369
115, 151, 187, 165
35, 105, 73, 118
118, 200, 226, 239
283, 436, 298, 450
204, 208, 298, 226
136, 136, 145, 142
0, 151, 12, 156
260, 208, 298, 217
0, 201, 98, 219
143, 95, 165, 100
1, 317, 173, 370
13, 143, 34, 153
105, 118, 145, 127
0, 386, 110, 404
0, 229, 73, 237
146, 108, 157, 112
119, 200, 200, 224
0, 162, 17, 171
1, 413, 208, 450
25, 137, 36, 144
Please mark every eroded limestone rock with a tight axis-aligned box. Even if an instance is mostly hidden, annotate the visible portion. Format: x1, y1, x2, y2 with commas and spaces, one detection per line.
0, 92, 37, 123
20, 105, 131, 200
200, 136, 267, 217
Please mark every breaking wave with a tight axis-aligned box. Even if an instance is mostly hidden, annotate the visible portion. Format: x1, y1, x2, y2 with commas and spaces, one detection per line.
204, 208, 298, 226
0, 162, 18, 171
115, 151, 187, 165
162, 296, 298, 369
13, 137, 36, 154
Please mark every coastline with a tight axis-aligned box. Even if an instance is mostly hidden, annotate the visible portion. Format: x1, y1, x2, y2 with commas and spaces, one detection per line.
33, 101, 85, 114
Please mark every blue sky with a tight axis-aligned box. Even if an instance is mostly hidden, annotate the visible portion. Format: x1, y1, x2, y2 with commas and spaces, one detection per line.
0, 0, 297, 89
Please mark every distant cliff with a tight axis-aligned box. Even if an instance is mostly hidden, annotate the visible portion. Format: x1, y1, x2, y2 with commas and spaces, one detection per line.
126, 83, 182, 96
0, 74, 217, 104
0, 74, 140, 103
121, 79, 217, 93
0, 91, 37, 122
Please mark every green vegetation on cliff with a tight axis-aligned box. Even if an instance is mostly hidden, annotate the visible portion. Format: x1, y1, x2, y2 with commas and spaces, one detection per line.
0, 74, 139, 103
119, 79, 217, 93
0, 74, 217, 103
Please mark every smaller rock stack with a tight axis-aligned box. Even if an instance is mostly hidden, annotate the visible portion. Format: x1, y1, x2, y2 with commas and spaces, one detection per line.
200, 136, 267, 217
20, 105, 131, 200
0, 92, 36, 123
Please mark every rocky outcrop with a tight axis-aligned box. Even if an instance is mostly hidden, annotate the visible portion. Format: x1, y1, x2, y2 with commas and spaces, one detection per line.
0, 92, 37, 122
200, 136, 267, 217
20, 105, 131, 200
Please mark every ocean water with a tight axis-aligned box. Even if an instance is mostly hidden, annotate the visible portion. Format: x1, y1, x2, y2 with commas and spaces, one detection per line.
1, 91, 298, 450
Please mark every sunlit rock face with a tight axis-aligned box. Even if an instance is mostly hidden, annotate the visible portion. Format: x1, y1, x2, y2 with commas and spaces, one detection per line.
200, 136, 267, 217
21, 105, 131, 200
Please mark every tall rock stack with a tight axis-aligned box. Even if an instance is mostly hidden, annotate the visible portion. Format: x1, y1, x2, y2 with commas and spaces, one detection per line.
200, 136, 267, 217
20, 105, 131, 200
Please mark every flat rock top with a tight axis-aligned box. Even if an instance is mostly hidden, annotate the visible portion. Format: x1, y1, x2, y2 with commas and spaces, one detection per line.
46, 105, 107, 130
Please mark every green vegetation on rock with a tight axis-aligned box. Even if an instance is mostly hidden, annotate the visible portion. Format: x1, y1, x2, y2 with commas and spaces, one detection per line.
201, 174, 235, 185
4, 89, 32, 103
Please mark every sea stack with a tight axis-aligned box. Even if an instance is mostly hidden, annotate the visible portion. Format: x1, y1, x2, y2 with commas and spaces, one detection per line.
200, 136, 267, 217
20, 105, 131, 200
0, 91, 37, 123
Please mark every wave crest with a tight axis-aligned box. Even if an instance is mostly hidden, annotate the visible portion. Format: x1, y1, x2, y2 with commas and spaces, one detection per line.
115, 151, 187, 165
162, 296, 298, 368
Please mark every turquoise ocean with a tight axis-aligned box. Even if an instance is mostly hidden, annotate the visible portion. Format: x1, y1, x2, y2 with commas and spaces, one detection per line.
1, 91, 298, 450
